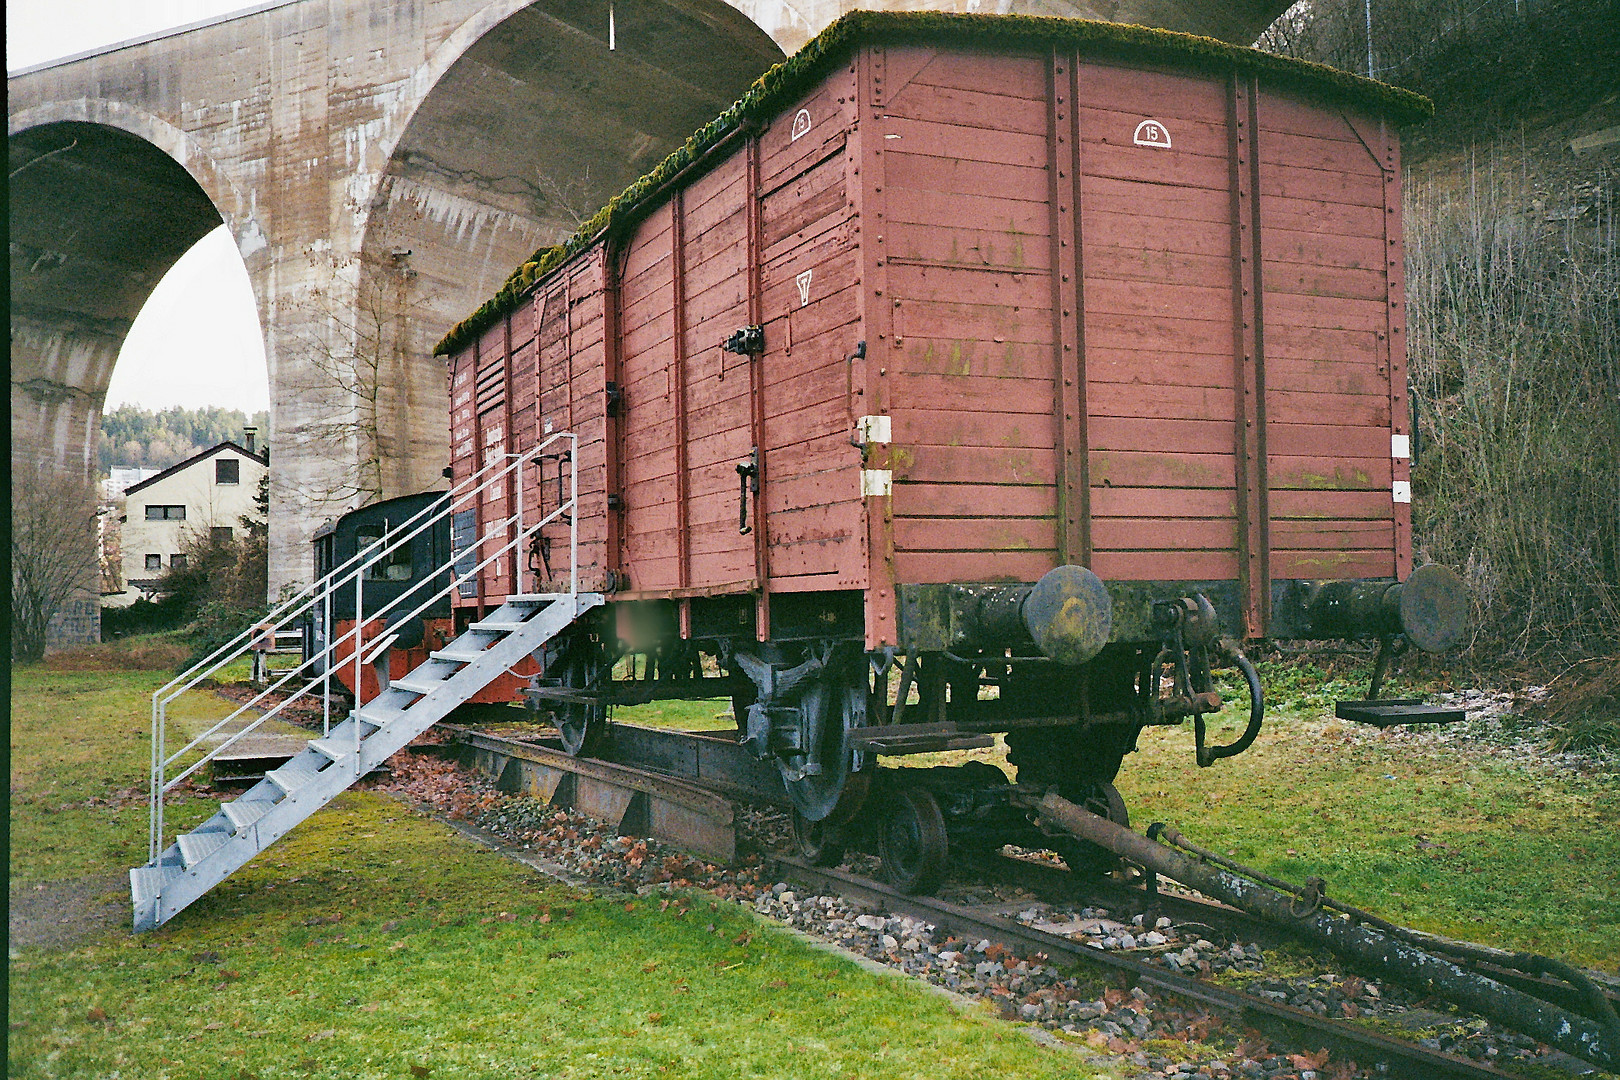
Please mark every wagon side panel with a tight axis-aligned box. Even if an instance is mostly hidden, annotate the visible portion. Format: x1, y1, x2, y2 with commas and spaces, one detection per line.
679, 153, 759, 593
876, 44, 1062, 585
616, 207, 681, 591
1256, 95, 1399, 583
758, 65, 867, 593
532, 256, 611, 594
1078, 60, 1243, 586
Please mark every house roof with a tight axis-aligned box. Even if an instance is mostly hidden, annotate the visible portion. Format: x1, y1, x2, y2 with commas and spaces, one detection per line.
433, 9, 1433, 357
121, 440, 269, 498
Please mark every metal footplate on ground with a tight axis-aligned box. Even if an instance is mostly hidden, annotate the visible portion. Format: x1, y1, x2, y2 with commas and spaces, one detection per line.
131, 592, 603, 931
1334, 699, 1467, 727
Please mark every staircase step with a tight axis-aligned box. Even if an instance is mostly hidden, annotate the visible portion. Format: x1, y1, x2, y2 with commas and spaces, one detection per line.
130, 865, 176, 908
356, 705, 404, 728
390, 675, 447, 696
310, 738, 359, 763
431, 647, 490, 663
266, 760, 324, 794
1335, 699, 1467, 727
177, 830, 231, 868
222, 798, 275, 831
469, 618, 528, 632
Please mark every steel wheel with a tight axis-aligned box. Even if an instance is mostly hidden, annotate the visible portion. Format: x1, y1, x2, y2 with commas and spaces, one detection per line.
552, 646, 608, 758
878, 786, 948, 895
782, 676, 869, 824
791, 810, 847, 867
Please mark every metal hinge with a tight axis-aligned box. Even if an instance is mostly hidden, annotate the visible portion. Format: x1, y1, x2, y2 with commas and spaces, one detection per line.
722, 325, 765, 355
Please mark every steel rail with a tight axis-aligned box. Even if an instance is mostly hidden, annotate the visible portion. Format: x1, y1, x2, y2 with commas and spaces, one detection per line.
772, 858, 1518, 1080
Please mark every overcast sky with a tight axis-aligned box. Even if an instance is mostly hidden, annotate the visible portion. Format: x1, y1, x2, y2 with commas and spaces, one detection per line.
10, 1, 273, 414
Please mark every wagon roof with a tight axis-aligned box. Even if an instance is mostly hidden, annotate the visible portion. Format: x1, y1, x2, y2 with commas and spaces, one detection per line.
434, 9, 1431, 357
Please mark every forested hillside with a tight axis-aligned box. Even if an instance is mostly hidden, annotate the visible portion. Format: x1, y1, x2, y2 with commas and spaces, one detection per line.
98, 404, 269, 472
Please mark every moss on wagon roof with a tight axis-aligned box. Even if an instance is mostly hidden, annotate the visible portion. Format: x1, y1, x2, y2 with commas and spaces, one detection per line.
434, 10, 1432, 356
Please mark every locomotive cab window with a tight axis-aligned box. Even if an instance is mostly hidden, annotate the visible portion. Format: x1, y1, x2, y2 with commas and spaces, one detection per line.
314, 535, 335, 579
357, 526, 414, 581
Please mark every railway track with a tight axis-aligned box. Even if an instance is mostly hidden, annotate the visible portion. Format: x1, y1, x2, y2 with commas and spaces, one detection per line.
772, 857, 1520, 1080
444, 721, 1616, 1078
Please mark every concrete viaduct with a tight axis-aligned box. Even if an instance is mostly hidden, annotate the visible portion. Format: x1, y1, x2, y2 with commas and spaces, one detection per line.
9, 0, 1288, 638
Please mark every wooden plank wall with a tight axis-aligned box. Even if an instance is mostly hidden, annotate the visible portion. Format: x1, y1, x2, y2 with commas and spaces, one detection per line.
531, 257, 611, 593
878, 43, 1404, 618
444, 38, 1408, 630
757, 67, 866, 592
449, 256, 611, 609
1256, 96, 1399, 582
612, 63, 867, 602
1077, 61, 1244, 586
879, 46, 1063, 585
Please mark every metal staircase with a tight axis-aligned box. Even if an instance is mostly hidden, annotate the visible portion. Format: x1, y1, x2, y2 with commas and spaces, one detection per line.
132, 433, 597, 932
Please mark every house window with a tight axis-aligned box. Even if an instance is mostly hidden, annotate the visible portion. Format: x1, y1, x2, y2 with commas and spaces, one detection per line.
145, 554, 162, 572
170, 553, 187, 570
216, 458, 240, 484
145, 505, 187, 520
211, 526, 235, 545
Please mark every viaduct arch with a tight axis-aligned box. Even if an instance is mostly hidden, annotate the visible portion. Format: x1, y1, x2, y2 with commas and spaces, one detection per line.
9, 0, 1290, 640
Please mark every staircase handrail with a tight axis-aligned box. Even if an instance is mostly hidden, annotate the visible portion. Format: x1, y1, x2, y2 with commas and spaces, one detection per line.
158, 502, 548, 788
150, 446, 534, 711
148, 433, 580, 860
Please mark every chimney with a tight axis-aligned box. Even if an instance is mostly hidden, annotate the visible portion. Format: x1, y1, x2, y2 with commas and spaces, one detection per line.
244, 427, 258, 454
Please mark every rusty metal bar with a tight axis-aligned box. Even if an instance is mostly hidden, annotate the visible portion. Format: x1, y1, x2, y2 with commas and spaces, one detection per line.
1048, 47, 1087, 566
1031, 793, 1620, 1071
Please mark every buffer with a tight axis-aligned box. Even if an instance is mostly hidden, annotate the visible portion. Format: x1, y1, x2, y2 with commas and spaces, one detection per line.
131, 435, 593, 932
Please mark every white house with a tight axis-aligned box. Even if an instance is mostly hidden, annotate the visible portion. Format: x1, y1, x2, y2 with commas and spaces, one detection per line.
111, 438, 270, 605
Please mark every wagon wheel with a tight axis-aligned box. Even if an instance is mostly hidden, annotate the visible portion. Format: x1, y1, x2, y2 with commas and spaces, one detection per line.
552, 644, 609, 758
791, 810, 847, 867
1056, 782, 1129, 877
878, 786, 948, 895
781, 673, 871, 825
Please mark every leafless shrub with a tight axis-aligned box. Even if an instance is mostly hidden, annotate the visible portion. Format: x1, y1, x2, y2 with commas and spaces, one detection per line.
1406, 152, 1620, 669
11, 466, 101, 662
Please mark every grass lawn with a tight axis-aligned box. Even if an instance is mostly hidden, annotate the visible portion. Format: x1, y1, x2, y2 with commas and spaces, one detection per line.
9, 663, 1112, 1080
1112, 661, 1620, 970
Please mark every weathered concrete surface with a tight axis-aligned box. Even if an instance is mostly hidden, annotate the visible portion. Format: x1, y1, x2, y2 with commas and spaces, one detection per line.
9, 0, 1291, 612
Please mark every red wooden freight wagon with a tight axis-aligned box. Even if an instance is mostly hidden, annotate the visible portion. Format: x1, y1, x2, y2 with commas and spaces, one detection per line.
434, 12, 1464, 884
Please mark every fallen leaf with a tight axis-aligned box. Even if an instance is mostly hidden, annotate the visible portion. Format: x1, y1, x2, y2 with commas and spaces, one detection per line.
646, 1012, 665, 1026
306, 1029, 336, 1042
642, 962, 660, 974
86, 1007, 108, 1024
411, 1067, 432, 1079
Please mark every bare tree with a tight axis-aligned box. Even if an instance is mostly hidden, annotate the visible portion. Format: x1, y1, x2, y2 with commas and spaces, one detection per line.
280, 249, 419, 507
11, 465, 101, 662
